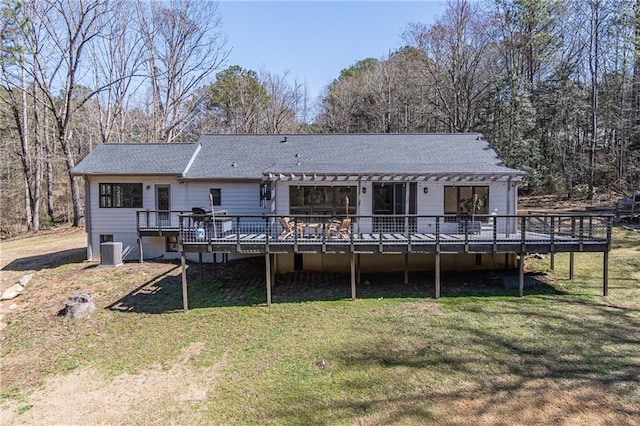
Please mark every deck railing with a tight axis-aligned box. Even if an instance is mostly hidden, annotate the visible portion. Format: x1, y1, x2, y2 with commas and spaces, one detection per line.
136, 210, 190, 231
173, 213, 612, 250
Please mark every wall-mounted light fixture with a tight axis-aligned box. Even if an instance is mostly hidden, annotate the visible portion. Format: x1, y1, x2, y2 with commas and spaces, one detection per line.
423, 187, 429, 194
146, 185, 151, 190
362, 187, 367, 194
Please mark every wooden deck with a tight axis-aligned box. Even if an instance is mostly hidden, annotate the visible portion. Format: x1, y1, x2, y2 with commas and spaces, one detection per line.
136, 212, 612, 310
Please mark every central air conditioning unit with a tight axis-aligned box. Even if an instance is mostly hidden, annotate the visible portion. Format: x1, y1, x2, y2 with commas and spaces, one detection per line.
100, 241, 123, 267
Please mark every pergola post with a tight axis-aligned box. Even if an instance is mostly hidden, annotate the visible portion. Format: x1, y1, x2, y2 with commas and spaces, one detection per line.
181, 251, 188, 313
434, 252, 441, 299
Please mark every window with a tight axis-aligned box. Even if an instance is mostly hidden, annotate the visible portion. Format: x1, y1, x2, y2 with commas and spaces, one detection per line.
99, 183, 142, 208
444, 186, 489, 218
210, 188, 222, 206
289, 186, 357, 216
260, 182, 272, 207
100, 234, 113, 243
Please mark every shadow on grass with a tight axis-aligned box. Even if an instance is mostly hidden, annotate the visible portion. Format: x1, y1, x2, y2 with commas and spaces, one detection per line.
106, 257, 564, 314
267, 296, 640, 424
1, 248, 86, 271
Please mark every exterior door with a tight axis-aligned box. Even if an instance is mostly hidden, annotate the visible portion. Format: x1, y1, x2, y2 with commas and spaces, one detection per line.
373, 183, 404, 232
372, 183, 416, 233
156, 185, 170, 226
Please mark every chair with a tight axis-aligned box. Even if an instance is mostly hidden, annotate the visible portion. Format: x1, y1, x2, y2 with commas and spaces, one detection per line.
279, 217, 295, 238
279, 217, 304, 238
327, 217, 351, 239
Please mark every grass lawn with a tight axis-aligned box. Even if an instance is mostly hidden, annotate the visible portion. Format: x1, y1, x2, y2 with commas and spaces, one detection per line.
1, 227, 639, 424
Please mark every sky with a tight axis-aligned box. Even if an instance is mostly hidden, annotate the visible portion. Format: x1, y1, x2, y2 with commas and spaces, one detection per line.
217, 1, 447, 104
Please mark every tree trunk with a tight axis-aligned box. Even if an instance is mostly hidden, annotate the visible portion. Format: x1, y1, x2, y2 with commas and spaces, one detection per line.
59, 132, 83, 226
31, 81, 42, 231
45, 109, 54, 219
633, 0, 640, 146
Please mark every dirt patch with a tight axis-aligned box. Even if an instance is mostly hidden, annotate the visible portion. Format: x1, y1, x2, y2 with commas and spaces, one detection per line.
1, 347, 227, 425
0, 226, 87, 285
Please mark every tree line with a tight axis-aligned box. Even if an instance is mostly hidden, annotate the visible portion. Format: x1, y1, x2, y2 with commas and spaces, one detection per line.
1, 0, 639, 234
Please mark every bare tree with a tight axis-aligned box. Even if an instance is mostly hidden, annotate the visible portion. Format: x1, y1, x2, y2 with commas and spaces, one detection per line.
404, 0, 492, 132
137, 0, 228, 142
91, 0, 145, 143
260, 71, 306, 133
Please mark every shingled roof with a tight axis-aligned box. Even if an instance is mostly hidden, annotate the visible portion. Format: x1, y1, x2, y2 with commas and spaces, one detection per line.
72, 134, 525, 179
185, 133, 524, 179
72, 143, 198, 176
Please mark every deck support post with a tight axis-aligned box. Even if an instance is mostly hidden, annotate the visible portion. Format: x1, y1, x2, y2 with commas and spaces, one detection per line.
603, 251, 609, 296
350, 252, 356, 301
199, 252, 204, 292
550, 252, 555, 271
569, 252, 575, 280
434, 252, 441, 299
265, 253, 272, 307
138, 235, 144, 263
518, 252, 525, 297
404, 253, 409, 284
181, 251, 188, 313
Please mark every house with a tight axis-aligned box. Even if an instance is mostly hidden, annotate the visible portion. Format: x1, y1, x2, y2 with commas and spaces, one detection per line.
72, 134, 611, 305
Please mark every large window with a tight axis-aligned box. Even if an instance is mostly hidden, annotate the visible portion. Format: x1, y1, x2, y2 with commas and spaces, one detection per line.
289, 186, 357, 216
99, 183, 142, 208
444, 186, 488, 217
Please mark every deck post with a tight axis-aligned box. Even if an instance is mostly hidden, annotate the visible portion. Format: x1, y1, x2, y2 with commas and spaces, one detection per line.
272, 254, 277, 287
265, 253, 272, 307
569, 252, 575, 280
138, 235, 144, 263
404, 253, 409, 284
434, 252, 441, 299
199, 252, 204, 292
603, 250, 609, 296
550, 252, 555, 271
181, 251, 188, 313
350, 252, 356, 301
518, 252, 525, 297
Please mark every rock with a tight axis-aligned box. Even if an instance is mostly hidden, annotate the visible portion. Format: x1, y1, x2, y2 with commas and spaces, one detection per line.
0, 322, 6, 331
18, 274, 33, 287
64, 295, 96, 320
1, 284, 24, 301
8, 303, 17, 310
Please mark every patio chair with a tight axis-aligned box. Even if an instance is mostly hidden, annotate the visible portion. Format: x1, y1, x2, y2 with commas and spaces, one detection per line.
279, 217, 303, 238
327, 217, 351, 239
